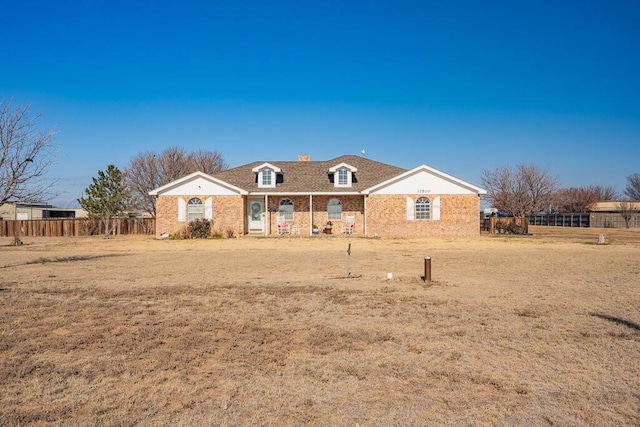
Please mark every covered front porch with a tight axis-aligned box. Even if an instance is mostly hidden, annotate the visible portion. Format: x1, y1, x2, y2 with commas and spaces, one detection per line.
245, 194, 364, 236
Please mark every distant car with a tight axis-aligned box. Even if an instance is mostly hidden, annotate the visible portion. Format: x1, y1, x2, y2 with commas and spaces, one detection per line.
483, 208, 510, 219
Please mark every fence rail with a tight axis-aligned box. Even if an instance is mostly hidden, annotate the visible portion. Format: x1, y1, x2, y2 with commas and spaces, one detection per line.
528, 213, 591, 227
528, 213, 639, 228
0, 218, 155, 238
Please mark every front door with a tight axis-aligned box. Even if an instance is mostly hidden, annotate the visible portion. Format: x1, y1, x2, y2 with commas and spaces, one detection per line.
248, 199, 264, 232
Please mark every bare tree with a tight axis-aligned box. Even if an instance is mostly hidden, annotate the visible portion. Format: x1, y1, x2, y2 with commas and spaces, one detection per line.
554, 187, 598, 212
156, 146, 193, 183
122, 151, 156, 217
618, 201, 638, 228
124, 146, 228, 216
481, 164, 558, 216
0, 100, 57, 204
624, 173, 640, 201
189, 149, 229, 175
587, 185, 619, 201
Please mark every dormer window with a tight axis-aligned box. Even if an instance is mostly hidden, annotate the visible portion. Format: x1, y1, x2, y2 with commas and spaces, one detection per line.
261, 170, 273, 187
337, 169, 349, 186
328, 163, 357, 188
252, 162, 281, 189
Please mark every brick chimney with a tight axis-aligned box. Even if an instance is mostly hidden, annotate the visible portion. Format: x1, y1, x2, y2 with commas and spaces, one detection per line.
298, 154, 310, 162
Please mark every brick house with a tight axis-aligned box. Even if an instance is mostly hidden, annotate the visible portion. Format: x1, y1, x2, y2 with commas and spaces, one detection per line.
149, 155, 486, 238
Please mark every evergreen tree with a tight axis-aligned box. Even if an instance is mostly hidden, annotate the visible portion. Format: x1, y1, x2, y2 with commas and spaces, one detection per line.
78, 165, 127, 236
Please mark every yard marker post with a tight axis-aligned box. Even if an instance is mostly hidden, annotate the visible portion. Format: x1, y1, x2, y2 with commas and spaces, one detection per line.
424, 257, 432, 283
346, 243, 351, 277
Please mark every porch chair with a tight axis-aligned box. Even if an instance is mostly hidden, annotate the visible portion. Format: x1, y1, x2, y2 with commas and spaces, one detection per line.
342, 215, 355, 235
276, 214, 290, 235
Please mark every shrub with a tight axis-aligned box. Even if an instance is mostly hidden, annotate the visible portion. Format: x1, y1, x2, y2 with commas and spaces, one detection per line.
187, 219, 211, 239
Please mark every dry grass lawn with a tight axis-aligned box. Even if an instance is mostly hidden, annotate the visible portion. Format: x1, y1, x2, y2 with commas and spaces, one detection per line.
1, 226, 639, 426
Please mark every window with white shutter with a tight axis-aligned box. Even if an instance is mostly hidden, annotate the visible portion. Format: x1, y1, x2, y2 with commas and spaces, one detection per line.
406, 197, 414, 221
432, 196, 441, 221
205, 197, 213, 220
178, 197, 186, 222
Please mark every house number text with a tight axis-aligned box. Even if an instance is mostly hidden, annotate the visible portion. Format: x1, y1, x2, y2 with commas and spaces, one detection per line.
417, 189, 431, 194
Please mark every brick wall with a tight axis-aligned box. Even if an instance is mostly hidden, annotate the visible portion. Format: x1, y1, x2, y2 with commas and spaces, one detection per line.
268, 195, 364, 235
155, 196, 179, 237
155, 195, 245, 238
312, 195, 363, 234
156, 193, 480, 238
366, 194, 481, 237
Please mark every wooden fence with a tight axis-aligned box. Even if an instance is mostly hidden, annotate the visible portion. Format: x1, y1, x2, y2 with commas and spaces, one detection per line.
0, 218, 155, 238
591, 212, 639, 228
481, 216, 529, 235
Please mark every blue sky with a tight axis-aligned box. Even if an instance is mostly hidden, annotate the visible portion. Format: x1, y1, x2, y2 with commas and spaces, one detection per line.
2, 0, 639, 206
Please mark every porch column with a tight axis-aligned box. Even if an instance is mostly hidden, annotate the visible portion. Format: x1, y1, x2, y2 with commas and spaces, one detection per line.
264, 194, 269, 236
364, 195, 368, 236
309, 195, 313, 236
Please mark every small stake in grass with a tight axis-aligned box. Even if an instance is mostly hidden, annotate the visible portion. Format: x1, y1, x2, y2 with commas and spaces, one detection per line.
346, 243, 351, 277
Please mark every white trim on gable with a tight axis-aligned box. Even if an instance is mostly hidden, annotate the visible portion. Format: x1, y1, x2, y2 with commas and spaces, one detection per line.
251, 162, 282, 173
362, 165, 486, 195
148, 171, 248, 196
328, 162, 357, 173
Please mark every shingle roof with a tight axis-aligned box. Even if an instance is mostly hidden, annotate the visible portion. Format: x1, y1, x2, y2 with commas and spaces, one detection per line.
214, 155, 407, 193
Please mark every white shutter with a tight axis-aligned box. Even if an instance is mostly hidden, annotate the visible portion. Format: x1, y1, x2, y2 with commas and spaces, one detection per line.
406, 197, 414, 221
205, 197, 213, 220
432, 196, 441, 221
177, 197, 186, 222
